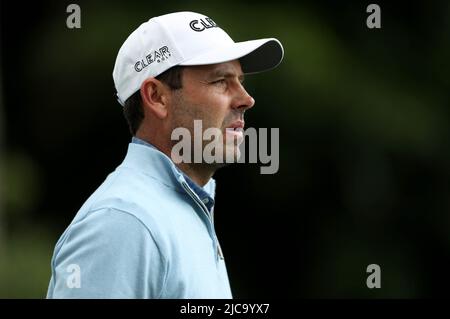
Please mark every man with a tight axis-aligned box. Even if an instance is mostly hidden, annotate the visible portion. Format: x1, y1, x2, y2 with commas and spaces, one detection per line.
47, 11, 283, 298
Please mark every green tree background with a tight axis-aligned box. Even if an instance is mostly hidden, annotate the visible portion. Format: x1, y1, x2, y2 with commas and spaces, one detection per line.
1, 0, 449, 298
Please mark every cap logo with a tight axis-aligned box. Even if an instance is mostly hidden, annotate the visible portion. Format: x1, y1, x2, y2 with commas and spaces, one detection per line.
134, 46, 171, 72
189, 17, 218, 32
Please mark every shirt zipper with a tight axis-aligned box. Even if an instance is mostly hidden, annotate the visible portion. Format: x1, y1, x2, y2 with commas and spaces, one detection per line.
181, 181, 222, 263
210, 207, 224, 260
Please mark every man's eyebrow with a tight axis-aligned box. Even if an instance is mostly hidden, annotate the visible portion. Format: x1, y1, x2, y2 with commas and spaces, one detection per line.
208, 69, 245, 81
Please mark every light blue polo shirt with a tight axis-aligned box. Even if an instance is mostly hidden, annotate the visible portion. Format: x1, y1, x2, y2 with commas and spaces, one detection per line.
131, 137, 216, 213
46, 139, 232, 298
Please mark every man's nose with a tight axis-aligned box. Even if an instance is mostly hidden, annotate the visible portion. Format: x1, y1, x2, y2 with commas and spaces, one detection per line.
232, 82, 255, 111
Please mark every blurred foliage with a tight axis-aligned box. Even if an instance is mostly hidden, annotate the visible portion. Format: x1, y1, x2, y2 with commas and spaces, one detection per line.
1, 0, 449, 298
0, 228, 53, 298
1, 151, 42, 217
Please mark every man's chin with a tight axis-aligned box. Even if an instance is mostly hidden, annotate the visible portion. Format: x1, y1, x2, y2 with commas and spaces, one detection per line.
224, 131, 244, 146
223, 146, 242, 163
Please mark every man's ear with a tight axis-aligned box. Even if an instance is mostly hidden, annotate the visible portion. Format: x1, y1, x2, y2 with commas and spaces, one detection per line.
140, 78, 169, 119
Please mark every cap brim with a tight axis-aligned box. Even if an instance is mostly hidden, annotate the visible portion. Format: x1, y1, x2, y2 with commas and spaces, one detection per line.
178, 38, 284, 74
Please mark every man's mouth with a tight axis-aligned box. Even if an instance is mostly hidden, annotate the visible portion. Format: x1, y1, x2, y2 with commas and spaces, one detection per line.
226, 120, 245, 131
227, 127, 244, 132
225, 120, 245, 142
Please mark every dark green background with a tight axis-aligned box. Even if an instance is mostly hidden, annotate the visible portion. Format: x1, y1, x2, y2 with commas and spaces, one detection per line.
1, 0, 449, 298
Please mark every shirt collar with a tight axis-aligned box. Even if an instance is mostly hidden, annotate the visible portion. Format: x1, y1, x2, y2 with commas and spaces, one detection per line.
131, 136, 215, 211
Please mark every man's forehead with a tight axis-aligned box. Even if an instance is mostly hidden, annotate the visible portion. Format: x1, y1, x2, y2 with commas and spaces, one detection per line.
187, 60, 244, 78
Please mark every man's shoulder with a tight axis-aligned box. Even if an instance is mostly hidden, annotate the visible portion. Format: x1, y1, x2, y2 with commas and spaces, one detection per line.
71, 167, 190, 237
88, 166, 184, 210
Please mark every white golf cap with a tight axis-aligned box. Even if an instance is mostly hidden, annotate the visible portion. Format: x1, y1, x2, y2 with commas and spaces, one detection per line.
113, 11, 284, 106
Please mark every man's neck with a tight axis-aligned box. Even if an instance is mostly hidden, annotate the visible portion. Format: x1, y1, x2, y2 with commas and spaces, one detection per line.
175, 162, 214, 187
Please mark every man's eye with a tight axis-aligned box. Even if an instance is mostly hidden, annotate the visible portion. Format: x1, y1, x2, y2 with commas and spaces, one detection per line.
211, 79, 226, 85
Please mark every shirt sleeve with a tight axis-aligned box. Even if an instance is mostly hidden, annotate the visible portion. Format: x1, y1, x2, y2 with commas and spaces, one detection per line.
47, 208, 167, 298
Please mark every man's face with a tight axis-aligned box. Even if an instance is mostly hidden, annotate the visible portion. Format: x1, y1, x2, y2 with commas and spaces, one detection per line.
169, 60, 255, 164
